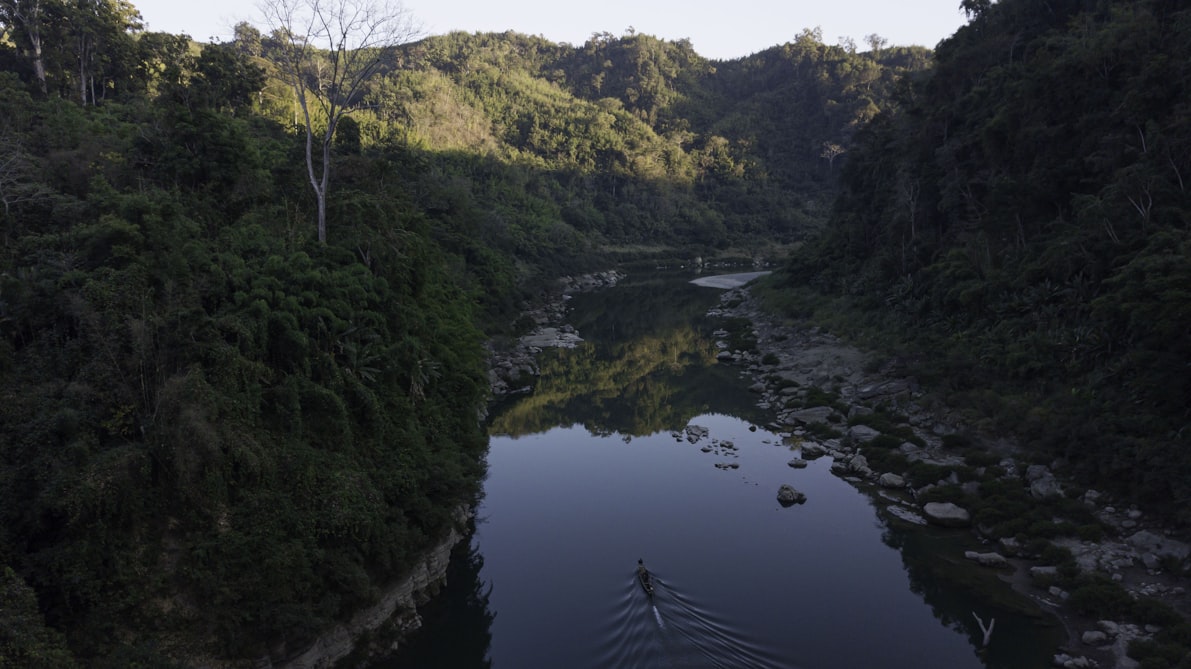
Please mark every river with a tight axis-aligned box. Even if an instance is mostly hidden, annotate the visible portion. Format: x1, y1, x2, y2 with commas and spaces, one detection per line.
379, 270, 1062, 669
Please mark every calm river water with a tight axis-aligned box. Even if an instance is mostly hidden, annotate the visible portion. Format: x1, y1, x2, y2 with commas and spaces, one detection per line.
380, 271, 1061, 669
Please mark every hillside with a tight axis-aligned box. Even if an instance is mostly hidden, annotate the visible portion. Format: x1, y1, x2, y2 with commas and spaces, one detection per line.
771, 0, 1191, 525
0, 3, 928, 664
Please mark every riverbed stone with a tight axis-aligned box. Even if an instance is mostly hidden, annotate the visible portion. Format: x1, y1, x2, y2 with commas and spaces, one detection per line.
787, 458, 808, 469
922, 502, 971, 528
1081, 630, 1109, 646
886, 505, 928, 525
1128, 530, 1191, 560
786, 406, 838, 426
964, 551, 1009, 568
1030, 565, 1059, 580
847, 424, 882, 443
1030, 473, 1065, 499
799, 442, 828, 458
848, 454, 873, 478
777, 484, 807, 506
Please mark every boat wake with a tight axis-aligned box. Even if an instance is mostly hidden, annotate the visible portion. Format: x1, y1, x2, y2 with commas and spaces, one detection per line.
593, 571, 796, 669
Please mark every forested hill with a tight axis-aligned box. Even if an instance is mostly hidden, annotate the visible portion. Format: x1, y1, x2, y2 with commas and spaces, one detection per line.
773, 0, 1191, 522
363, 28, 931, 252
0, 3, 932, 665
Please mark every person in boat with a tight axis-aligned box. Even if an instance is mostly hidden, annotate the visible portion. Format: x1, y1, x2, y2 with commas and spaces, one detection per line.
637, 559, 648, 578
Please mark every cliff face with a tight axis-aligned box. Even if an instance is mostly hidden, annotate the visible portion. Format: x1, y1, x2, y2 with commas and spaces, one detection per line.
280, 522, 466, 669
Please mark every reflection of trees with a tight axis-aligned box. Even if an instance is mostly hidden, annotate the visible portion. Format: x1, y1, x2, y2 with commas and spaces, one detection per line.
879, 514, 1064, 668
378, 531, 494, 668
490, 275, 766, 437
490, 329, 720, 436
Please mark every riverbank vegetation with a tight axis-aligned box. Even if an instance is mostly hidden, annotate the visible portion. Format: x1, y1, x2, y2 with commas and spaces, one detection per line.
763, 0, 1191, 529
0, 1, 930, 663
757, 0, 1191, 662
3, 0, 1188, 662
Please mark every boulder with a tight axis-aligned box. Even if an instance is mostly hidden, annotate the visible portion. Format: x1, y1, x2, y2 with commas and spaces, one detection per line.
848, 425, 882, 443
799, 442, 828, 458
786, 406, 838, 426
886, 505, 928, 525
1030, 474, 1065, 499
856, 378, 916, 400
777, 484, 807, 506
922, 502, 971, 528
878, 473, 905, 488
964, 551, 1009, 568
999, 537, 1021, 555
1128, 530, 1191, 560
848, 453, 872, 477
1081, 630, 1109, 646
1030, 565, 1059, 580
1026, 464, 1051, 481
787, 458, 809, 469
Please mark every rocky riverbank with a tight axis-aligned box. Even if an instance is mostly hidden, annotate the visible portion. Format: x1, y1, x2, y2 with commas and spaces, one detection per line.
709, 284, 1190, 669
269, 510, 470, 669
487, 270, 625, 397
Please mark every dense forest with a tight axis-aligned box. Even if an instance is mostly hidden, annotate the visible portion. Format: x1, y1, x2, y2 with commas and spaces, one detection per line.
4, 0, 1188, 664
0, 1, 927, 664
770, 0, 1191, 528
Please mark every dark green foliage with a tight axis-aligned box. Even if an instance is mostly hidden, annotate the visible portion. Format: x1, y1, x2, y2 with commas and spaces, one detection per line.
859, 445, 909, 474
0, 52, 489, 663
904, 462, 954, 488
866, 434, 903, 450
1067, 578, 1135, 618
850, 410, 921, 445
940, 434, 972, 450
773, 0, 1191, 525
0, 567, 75, 667
1129, 622, 1191, 669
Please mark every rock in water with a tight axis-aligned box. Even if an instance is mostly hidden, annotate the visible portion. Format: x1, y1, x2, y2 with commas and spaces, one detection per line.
777, 484, 807, 506
922, 502, 971, 527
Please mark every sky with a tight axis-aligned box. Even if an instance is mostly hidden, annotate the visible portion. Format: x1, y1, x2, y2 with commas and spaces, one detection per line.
131, 0, 970, 61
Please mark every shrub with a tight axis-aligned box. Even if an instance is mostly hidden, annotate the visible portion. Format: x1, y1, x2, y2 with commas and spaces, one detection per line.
868, 434, 903, 450
962, 449, 1001, 468
804, 422, 843, 440
905, 462, 953, 488
941, 433, 973, 450
1068, 579, 1135, 618
861, 447, 909, 474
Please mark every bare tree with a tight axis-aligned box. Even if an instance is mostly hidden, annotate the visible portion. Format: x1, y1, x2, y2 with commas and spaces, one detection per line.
0, 0, 48, 95
257, 0, 419, 243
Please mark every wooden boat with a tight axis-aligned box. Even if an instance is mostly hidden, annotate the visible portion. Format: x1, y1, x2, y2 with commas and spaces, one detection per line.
638, 565, 655, 597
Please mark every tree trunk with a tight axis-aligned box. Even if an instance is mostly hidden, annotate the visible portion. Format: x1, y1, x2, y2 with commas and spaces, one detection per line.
29, 33, 46, 95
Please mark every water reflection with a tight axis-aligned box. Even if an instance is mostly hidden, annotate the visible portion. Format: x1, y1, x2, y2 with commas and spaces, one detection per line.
374, 529, 494, 668
382, 271, 1061, 669
880, 517, 1064, 668
490, 274, 763, 438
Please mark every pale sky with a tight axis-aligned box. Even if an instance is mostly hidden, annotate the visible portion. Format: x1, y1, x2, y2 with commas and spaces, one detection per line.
131, 0, 969, 61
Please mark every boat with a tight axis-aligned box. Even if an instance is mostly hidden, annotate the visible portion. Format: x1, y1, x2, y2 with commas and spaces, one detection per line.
637, 560, 654, 597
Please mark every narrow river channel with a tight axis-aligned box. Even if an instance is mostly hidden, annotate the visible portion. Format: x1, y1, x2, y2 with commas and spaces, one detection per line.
380, 271, 1062, 668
